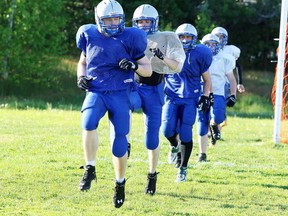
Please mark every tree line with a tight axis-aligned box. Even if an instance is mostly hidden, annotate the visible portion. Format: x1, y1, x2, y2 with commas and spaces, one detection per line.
0, 0, 281, 96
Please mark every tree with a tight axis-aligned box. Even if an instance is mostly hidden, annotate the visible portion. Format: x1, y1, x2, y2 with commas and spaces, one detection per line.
195, 0, 281, 69
0, 0, 67, 96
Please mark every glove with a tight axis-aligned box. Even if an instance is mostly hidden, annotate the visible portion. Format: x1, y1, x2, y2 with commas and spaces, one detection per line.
226, 95, 236, 107
149, 48, 165, 60
77, 76, 92, 91
197, 95, 210, 113
119, 59, 138, 71
209, 92, 214, 107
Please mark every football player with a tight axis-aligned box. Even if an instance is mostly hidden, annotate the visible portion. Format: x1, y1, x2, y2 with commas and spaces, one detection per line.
131, 4, 186, 193
198, 34, 237, 156
161, 23, 212, 182
76, 0, 152, 208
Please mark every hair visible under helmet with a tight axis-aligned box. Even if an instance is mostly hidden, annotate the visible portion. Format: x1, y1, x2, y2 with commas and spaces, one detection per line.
132, 4, 159, 34
175, 23, 198, 51
211, 27, 228, 49
95, 0, 125, 36
201, 33, 221, 56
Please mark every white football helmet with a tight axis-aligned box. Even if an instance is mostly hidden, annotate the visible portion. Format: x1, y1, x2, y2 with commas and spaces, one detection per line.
132, 4, 159, 34
95, 0, 125, 36
201, 33, 221, 55
211, 27, 228, 48
175, 23, 198, 50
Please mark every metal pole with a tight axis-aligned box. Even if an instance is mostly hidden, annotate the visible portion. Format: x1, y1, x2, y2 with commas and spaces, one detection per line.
273, 0, 288, 144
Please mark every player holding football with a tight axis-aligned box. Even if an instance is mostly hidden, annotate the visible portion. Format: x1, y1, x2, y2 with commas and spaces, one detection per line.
161, 23, 212, 182
76, 0, 152, 208
131, 4, 186, 192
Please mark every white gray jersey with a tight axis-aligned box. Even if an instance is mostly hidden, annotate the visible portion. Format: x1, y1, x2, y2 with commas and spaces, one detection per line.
210, 50, 235, 96
146, 31, 185, 74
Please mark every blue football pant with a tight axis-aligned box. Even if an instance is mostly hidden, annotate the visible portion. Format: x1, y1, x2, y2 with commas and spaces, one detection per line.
161, 97, 198, 143
198, 94, 226, 135
81, 91, 130, 157
135, 82, 164, 150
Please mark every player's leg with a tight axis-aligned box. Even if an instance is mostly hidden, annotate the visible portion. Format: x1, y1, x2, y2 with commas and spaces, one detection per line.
139, 84, 163, 195
161, 97, 180, 165
176, 101, 197, 182
107, 90, 131, 208
210, 95, 226, 144
197, 108, 210, 161
79, 92, 107, 191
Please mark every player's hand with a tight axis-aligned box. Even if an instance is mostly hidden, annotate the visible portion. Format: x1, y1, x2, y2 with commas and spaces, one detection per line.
149, 48, 164, 60
237, 84, 245, 93
226, 95, 236, 107
197, 95, 210, 113
209, 92, 214, 107
77, 76, 92, 91
119, 59, 138, 71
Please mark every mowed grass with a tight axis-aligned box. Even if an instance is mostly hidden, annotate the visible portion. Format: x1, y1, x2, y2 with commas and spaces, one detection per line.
0, 109, 287, 216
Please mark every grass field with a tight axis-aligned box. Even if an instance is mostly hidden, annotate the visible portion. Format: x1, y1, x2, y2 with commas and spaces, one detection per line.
0, 109, 287, 215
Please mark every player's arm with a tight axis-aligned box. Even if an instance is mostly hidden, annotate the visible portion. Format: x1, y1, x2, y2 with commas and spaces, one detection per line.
235, 60, 245, 93
201, 71, 212, 97
162, 56, 183, 72
76, 52, 92, 91
226, 72, 237, 96
135, 55, 152, 77
77, 52, 87, 78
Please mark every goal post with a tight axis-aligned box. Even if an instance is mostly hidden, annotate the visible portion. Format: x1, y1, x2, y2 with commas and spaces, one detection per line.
273, 0, 288, 144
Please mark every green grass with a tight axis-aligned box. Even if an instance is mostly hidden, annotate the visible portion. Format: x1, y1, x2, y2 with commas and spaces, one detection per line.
0, 109, 287, 215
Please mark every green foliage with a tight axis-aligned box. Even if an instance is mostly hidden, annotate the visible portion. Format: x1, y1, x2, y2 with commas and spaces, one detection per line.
0, 0, 67, 96
0, 0, 282, 97
195, 0, 280, 69
0, 109, 287, 215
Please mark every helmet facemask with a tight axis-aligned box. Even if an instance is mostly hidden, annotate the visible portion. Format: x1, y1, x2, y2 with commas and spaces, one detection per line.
96, 14, 125, 36
178, 34, 197, 51
132, 17, 158, 35
215, 33, 228, 49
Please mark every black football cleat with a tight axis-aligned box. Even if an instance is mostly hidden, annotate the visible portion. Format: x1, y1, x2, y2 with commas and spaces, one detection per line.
78, 165, 96, 191
113, 179, 126, 208
145, 172, 159, 196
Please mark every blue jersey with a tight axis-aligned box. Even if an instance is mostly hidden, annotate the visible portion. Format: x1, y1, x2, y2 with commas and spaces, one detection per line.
164, 44, 212, 99
76, 24, 147, 92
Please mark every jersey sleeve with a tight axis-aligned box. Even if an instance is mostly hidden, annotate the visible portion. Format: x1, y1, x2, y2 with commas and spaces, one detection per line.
223, 53, 236, 74
76, 25, 89, 55
224, 45, 241, 60
129, 28, 147, 61
199, 45, 213, 73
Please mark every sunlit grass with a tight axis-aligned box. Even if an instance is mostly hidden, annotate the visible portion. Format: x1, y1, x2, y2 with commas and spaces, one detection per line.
0, 109, 287, 215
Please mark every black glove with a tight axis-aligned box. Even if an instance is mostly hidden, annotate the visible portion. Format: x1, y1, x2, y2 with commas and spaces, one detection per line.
209, 92, 214, 107
149, 48, 164, 60
226, 95, 236, 107
197, 95, 210, 113
119, 59, 138, 71
77, 76, 92, 91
